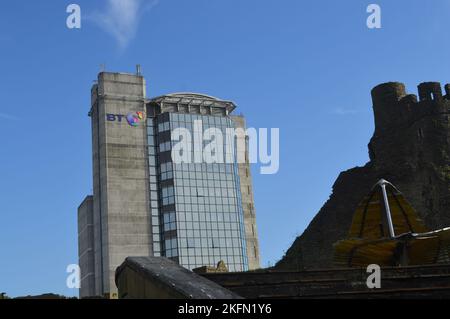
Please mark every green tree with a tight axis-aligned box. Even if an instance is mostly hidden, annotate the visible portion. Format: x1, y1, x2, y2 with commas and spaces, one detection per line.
0, 293, 9, 299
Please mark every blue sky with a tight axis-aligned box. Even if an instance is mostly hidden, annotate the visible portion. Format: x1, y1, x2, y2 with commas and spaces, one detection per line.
1, 0, 450, 297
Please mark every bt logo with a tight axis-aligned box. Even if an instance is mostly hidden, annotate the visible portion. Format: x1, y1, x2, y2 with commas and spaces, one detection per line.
107, 112, 145, 127
127, 111, 145, 127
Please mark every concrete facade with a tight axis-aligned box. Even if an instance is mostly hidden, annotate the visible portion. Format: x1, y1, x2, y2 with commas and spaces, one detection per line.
77, 196, 95, 297
85, 72, 152, 298
232, 115, 261, 270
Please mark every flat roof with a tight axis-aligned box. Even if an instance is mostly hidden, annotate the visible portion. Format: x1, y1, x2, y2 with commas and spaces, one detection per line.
148, 92, 237, 113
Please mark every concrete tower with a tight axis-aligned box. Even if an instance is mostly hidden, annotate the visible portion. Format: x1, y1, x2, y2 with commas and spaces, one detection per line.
79, 72, 151, 298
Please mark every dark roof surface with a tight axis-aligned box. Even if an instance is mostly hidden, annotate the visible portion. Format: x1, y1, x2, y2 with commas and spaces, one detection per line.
116, 257, 242, 299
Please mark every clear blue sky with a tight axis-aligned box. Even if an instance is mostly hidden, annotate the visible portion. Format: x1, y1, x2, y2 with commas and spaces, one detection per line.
1, 0, 450, 297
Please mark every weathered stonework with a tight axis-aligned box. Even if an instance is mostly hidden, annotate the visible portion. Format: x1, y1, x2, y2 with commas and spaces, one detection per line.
276, 82, 450, 270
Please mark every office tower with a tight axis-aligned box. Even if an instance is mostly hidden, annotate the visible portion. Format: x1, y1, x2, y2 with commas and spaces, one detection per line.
78, 71, 260, 298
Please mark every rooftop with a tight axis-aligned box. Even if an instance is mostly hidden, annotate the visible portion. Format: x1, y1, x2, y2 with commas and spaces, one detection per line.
148, 92, 237, 114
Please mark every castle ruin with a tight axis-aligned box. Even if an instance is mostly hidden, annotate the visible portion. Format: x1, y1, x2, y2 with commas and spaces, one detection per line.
277, 82, 450, 270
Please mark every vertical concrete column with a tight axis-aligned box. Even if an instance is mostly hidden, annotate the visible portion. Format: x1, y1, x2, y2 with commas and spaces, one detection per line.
231, 115, 261, 270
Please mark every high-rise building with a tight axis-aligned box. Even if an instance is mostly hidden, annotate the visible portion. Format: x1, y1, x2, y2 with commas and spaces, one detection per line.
78, 71, 260, 298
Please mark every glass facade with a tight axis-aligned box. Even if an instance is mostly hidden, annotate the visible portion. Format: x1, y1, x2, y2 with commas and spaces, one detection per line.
146, 110, 249, 272
147, 118, 162, 257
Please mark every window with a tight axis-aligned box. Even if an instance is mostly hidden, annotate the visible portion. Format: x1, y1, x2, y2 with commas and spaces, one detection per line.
163, 211, 176, 232
197, 187, 205, 197
187, 238, 196, 248
160, 162, 173, 181
161, 186, 175, 206
212, 238, 220, 248
158, 121, 170, 133
159, 141, 171, 153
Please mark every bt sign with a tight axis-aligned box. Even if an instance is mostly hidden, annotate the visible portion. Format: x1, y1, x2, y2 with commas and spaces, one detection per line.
107, 111, 145, 127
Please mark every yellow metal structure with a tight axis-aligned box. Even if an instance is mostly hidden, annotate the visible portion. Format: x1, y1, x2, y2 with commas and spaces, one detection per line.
334, 180, 450, 267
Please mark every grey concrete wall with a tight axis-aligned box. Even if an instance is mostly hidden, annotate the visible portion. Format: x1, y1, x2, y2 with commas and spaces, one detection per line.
231, 115, 261, 270
90, 72, 152, 298
77, 196, 95, 298
90, 83, 104, 297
